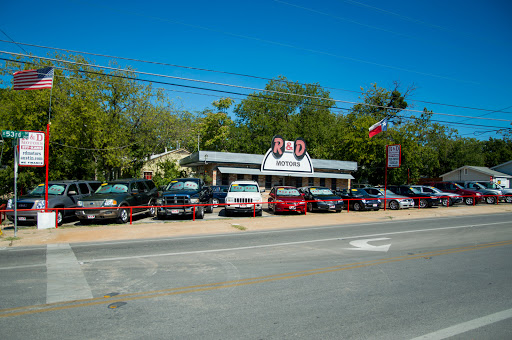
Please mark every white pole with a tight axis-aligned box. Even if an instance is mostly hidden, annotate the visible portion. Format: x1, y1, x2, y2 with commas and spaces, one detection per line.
14, 139, 18, 237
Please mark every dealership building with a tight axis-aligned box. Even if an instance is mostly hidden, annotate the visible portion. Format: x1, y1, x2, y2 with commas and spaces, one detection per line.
177, 150, 357, 190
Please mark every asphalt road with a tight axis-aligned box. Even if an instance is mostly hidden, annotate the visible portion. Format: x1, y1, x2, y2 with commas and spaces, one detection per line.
1, 213, 511, 339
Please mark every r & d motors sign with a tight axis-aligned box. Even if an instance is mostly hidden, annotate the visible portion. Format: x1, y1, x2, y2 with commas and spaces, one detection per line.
261, 135, 314, 174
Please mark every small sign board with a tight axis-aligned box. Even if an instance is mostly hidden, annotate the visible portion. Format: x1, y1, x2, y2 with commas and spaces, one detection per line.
19, 131, 45, 167
2, 130, 29, 139
261, 135, 314, 174
387, 144, 401, 168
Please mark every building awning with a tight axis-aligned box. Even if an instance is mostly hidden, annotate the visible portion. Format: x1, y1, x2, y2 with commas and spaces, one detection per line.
217, 167, 354, 180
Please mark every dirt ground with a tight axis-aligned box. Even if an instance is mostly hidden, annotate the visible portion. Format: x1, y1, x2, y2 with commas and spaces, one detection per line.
1, 203, 511, 247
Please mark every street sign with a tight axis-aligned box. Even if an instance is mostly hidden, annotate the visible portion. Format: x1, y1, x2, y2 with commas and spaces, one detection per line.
387, 144, 401, 168
2, 130, 29, 139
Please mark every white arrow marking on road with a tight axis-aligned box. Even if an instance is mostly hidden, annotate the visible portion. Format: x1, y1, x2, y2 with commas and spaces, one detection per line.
346, 238, 391, 252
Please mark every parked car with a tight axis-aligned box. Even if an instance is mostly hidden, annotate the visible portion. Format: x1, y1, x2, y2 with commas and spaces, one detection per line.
387, 185, 441, 208
456, 181, 503, 204
6, 180, 101, 226
209, 185, 229, 207
298, 186, 343, 213
410, 185, 463, 207
423, 181, 483, 205
335, 188, 381, 211
477, 181, 512, 203
224, 180, 263, 216
156, 178, 212, 220
364, 187, 415, 210
76, 178, 157, 224
268, 186, 306, 214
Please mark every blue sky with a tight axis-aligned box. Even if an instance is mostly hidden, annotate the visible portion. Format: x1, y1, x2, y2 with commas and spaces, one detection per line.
1, 0, 511, 139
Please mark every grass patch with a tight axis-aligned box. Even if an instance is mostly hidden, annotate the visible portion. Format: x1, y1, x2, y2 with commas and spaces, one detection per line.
231, 223, 247, 231
3, 236, 21, 242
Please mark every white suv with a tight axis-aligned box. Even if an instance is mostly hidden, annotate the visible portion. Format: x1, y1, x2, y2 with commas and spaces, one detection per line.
224, 180, 263, 216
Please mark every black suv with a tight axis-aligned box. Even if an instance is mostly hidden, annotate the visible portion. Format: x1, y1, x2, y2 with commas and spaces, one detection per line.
335, 188, 381, 211
387, 185, 441, 208
156, 178, 212, 220
6, 180, 101, 226
76, 178, 158, 224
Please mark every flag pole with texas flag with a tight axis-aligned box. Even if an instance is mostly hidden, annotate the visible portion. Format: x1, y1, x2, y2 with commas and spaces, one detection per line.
368, 117, 388, 138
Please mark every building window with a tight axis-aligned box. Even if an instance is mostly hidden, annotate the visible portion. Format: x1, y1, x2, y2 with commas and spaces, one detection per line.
464, 169, 468, 175
252, 175, 259, 183
295, 177, 302, 188
331, 178, 337, 190
144, 172, 153, 180
237, 174, 245, 180
265, 175, 272, 189
222, 173, 229, 185
308, 177, 314, 186
320, 178, 325, 187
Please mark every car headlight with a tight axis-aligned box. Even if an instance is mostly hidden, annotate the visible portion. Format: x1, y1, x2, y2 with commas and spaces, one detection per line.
103, 199, 118, 207
156, 198, 163, 205
77, 201, 83, 207
361, 199, 367, 203
226, 197, 234, 203
190, 198, 199, 204
338, 200, 344, 204
35, 200, 45, 209
7, 199, 13, 209
476, 193, 482, 196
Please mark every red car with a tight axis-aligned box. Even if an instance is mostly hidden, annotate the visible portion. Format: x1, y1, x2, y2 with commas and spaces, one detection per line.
268, 186, 306, 214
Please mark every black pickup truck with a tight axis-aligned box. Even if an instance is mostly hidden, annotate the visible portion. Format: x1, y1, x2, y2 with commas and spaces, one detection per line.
156, 178, 213, 220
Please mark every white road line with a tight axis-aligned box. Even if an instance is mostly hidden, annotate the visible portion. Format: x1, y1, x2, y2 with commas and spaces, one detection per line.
83, 221, 511, 263
46, 243, 93, 304
410, 308, 512, 340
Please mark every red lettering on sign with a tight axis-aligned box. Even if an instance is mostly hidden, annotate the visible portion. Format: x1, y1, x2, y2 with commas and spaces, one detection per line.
285, 141, 294, 151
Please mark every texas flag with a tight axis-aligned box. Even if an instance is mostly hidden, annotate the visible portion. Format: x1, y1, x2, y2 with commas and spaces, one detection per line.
369, 118, 388, 138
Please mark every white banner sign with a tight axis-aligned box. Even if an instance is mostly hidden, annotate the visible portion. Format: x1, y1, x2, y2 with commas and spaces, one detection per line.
19, 131, 45, 167
261, 136, 314, 174
387, 144, 401, 168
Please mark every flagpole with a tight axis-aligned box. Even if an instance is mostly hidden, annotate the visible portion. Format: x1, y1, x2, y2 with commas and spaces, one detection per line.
44, 71, 54, 213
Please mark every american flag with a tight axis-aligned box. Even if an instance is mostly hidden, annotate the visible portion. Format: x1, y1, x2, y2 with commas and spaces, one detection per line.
13, 67, 54, 90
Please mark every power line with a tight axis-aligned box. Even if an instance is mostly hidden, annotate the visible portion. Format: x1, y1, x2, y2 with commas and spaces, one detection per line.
2, 51, 512, 124
1, 39, 511, 115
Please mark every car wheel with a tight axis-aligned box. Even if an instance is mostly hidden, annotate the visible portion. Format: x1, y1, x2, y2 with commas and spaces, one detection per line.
116, 207, 129, 224
195, 206, 204, 219
212, 198, 219, 208
465, 197, 474, 205
353, 202, 362, 211
256, 209, 262, 216
147, 200, 156, 217
441, 198, 449, 207
506, 196, 512, 203
56, 210, 64, 226
419, 199, 428, 209
373, 208, 379, 211
485, 196, 496, 204
389, 200, 399, 210
336, 209, 342, 213
206, 199, 214, 213
307, 202, 313, 212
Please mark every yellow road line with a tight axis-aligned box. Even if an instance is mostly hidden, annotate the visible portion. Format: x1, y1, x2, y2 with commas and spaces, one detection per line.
1, 240, 511, 318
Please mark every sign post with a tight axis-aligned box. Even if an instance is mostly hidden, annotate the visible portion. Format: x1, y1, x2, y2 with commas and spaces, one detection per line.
384, 145, 401, 211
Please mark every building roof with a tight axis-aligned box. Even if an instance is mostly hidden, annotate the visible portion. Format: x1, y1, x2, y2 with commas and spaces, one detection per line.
147, 148, 190, 161
491, 160, 512, 171
217, 167, 354, 180
441, 165, 512, 178
180, 151, 358, 172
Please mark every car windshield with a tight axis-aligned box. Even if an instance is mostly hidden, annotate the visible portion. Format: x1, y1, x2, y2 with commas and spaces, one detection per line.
95, 183, 129, 194
478, 182, 500, 189
310, 188, 334, 195
166, 180, 199, 191
428, 186, 443, 194
230, 184, 258, 192
276, 188, 300, 196
29, 184, 67, 195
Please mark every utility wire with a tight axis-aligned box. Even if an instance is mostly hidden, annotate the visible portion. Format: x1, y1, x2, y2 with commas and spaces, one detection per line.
1, 39, 509, 114
2, 52, 512, 124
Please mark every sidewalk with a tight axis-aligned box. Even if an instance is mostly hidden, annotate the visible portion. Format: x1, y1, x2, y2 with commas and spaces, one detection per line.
1, 204, 511, 247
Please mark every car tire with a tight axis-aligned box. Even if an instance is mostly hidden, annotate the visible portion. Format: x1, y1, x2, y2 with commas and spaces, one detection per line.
373, 208, 379, 211
336, 209, 342, 213
307, 202, 313, 212
147, 200, 156, 217
389, 200, 399, 210
256, 209, 262, 217
195, 206, 204, 219
419, 199, 428, 209
465, 197, 474, 205
485, 196, 496, 204
353, 202, 362, 211
506, 196, 512, 203
56, 210, 64, 226
116, 207, 129, 224
206, 199, 214, 213
212, 198, 219, 208
441, 198, 450, 207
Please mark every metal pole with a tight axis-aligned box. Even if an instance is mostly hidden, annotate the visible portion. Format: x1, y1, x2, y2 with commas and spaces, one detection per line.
13, 139, 18, 237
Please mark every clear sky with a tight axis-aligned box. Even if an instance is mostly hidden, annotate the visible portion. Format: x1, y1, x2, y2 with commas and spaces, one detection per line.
1, 0, 511, 139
